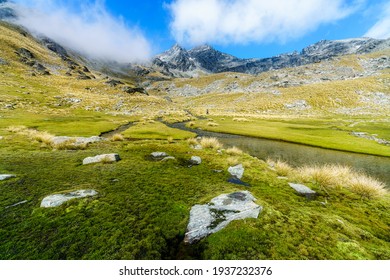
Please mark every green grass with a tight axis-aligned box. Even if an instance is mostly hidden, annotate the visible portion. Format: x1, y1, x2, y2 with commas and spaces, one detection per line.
189, 117, 390, 157
122, 121, 196, 140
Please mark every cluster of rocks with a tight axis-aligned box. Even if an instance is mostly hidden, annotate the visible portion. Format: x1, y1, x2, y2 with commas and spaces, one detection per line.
16, 48, 50, 75
351, 132, 390, 146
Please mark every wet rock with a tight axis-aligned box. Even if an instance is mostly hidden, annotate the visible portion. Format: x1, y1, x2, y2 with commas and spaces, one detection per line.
189, 156, 202, 165
0, 174, 16, 181
228, 164, 244, 179
288, 183, 317, 199
41, 190, 98, 208
83, 154, 121, 165
184, 191, 262, 244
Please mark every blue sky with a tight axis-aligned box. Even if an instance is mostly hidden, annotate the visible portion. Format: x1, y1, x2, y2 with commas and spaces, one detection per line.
8, 0, 390, 61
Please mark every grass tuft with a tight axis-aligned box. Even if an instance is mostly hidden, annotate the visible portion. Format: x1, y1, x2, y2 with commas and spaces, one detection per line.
200, 137, 223, 150
226, 146, 243, 155
110, 134, 124, 142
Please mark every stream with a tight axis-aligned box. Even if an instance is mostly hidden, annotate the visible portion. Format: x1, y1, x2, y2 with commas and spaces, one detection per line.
167, 122, 390, 187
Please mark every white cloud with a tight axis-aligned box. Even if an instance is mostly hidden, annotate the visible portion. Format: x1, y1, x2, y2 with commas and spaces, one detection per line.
10, 0, 152, 62
168, 0, 359, 45
364, 2, 390, 39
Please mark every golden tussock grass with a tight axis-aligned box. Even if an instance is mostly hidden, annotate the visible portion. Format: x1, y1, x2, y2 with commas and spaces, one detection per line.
226, 156, 240, 166
268, 159, 388, 199
199, 137, 223, 150
233, 117, 250, 122
8, 126, 54, 145
110, 134, 124, 141
266, 158, 294, 176
226, 146, 243, 155
187, 138, 198, 146
207, 122, 219, 127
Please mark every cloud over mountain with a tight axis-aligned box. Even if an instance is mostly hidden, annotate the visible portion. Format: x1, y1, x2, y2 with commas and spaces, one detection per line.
364, 2, 390, 39
10, 0, 151, 62
168, 0, 360, 46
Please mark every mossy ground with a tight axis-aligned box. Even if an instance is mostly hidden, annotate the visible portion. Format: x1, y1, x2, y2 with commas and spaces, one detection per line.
1, 131, 389, 260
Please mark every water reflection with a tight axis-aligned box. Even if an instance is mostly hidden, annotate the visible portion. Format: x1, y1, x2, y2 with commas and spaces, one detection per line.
169, 122, 390, 187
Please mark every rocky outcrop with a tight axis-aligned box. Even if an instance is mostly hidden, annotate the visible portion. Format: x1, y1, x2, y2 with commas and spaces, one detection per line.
83, 153, 121, 165
40, 190, 98, 208
184, 191, 262, 244
351, 131, 390, 146
0, 174, 16, 181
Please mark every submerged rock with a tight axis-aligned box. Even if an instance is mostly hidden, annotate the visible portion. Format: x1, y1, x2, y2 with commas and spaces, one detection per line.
0, 174, 16, 181
184, 191, 262, 244
83, 154, 121, 165
228, 164, 244, 179
40, 190, 98, 208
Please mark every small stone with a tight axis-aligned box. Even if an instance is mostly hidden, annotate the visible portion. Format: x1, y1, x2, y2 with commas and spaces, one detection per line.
161, 156, 176, 162
228, 164, 244, 179
288, 183, 317, 199
41, 190, 98, 208
192, 144, 203, 150
151, 152, 168, 158
277, 176, 288, 180
83, 154, 121, 165
0, 174, 16, 181
189, 156, 202, 165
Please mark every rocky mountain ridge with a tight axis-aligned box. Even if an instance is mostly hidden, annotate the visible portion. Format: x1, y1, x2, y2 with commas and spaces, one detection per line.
153, 38, 390, 77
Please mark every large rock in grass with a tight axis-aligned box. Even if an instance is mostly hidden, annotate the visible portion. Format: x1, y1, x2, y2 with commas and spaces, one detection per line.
51, 136, 103, 147
189, 156, 202, 165
228, 164, 244, 179
0, 174, 16, 181
184, 191, 262, 244
288, 183, 317, 199
83, 153, 121, 165
41, 190, 98, 208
